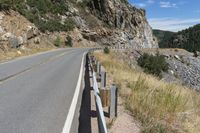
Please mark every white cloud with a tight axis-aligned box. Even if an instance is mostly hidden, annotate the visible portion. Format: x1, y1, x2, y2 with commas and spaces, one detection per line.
160, 1, 177, 8
135, 0, 155, 8
148, 18, 200, 31
135, 3, 147, 8
147, 0, 155, 4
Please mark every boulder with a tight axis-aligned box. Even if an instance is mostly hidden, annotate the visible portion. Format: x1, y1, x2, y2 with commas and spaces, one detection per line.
34, 37, 40, 44
169, 70, 174, 75
26, 26, 39, 39
1, 32, 15, 41
1, 33, 25, 48
82, 31, 98, 41
174, 55, 181, 61
17, 36, 23, 45
8, 36, 19, 48
17, 50, 22, 55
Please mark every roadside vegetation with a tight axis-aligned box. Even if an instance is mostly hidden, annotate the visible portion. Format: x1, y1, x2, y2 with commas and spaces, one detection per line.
0, 0, 75, 32
94, 51, 200, 133
137, 52, 168, 77
54, 36, 61, 47
104, 47, 110, 54
65, 35, 73, 47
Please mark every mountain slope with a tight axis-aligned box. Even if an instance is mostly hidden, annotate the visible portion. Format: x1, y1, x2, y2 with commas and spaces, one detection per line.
157, 24, 200, 52
153, 29, 174, 47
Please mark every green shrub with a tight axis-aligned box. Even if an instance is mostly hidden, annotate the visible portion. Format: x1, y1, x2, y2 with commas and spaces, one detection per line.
54, 36, 61, 47
104, 47, 110, 54
27, 0, 68, 15
64, 18, 75, 31
34, 19, 75, 33
193, 50, 198, 57
137, 52, 169, 77
0, 0, 24, 7
0, 0, 72, 32
65, 35, 73, 47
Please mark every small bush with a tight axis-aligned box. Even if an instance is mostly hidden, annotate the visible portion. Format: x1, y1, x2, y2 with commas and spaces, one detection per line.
174, 49, 179, 52
65, 35, 73, 47
137, 52, 168, 77
104, 47, 110, 54
64, 18, 75, 31
54, 36, 61, 47
193, 50, 198, 57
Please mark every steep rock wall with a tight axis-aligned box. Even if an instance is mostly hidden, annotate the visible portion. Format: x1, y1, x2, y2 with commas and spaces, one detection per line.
88, 0, 158, 48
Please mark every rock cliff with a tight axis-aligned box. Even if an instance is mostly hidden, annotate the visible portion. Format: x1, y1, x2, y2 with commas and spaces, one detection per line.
87, 0, 158, 48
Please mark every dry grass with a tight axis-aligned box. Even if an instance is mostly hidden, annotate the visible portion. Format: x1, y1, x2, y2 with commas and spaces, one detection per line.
0, 46, 54, 62
94, 52, 200, 133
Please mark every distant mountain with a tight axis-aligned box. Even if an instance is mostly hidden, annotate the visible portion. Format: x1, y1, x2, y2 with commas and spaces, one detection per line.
153, 29, 174, 42
154, 24, 200, 52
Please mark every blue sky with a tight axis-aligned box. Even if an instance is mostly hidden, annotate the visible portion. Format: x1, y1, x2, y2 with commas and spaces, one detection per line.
128, 0, 200, 32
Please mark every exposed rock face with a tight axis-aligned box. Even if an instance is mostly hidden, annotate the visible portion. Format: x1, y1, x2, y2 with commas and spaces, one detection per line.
165, 54, 200, 91
88, 0, 158, 48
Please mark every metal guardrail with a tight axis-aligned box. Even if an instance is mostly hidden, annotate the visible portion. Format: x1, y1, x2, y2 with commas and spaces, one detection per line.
89, 56, 108, 133
92, 71, 108, 133
88, 47, 118, 133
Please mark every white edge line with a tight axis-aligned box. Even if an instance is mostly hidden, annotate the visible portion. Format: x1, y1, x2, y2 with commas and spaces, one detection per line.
62, 52, 86, 133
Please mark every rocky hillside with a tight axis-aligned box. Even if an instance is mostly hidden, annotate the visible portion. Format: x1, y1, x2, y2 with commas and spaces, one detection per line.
0, 10, 51, 52
0, 0, 158, 51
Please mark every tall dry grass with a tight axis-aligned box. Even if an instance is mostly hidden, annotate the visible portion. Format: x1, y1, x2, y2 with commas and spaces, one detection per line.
94, 52, 200, 133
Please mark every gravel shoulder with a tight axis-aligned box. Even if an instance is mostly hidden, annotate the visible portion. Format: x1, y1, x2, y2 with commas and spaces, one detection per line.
109, 97, 141, 133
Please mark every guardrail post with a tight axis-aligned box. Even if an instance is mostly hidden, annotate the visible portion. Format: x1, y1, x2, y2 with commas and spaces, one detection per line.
97, 61, 101, 74
100, 89, 110, 107
109, 85, 118, 118
100, 71, 106, 88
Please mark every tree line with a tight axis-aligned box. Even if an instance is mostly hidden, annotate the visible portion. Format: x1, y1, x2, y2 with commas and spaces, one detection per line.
154, 24, 200, 52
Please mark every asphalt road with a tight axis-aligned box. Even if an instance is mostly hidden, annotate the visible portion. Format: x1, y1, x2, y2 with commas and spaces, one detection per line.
0, 48, 88, 133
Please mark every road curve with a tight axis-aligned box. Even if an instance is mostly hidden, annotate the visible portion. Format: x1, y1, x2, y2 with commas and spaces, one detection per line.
0, 48, 88, 133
